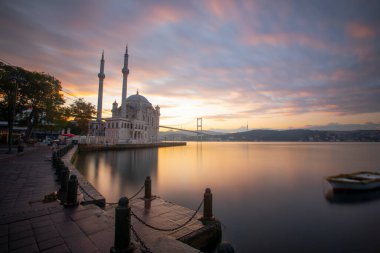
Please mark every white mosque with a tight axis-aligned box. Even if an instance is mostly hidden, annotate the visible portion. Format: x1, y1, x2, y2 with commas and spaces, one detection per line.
88, 46, 160, 144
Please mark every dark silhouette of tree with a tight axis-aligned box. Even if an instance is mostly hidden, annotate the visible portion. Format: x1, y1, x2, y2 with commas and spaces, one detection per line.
0, 62, 65, 141
68, 98, 96, 135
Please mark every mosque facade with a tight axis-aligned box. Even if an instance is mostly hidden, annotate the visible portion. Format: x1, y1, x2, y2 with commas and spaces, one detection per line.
88, 46, 160, 144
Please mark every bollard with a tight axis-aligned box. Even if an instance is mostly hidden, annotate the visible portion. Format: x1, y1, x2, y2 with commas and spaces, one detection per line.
55, 161, 64, 182
55, 160, 63, 174
56, 162, 65, 182
203, 188, 214, 221
60, 166, 70, 193
52, 152, 58, 168
65, 175, 78, 207
217, 241, 235, 253
110, 197, 133, 253
52, 151, 57, 159
144, 176, 152, 199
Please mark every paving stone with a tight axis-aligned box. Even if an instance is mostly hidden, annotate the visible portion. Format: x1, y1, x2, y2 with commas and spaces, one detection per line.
33, 225, 57, 236
0, 225, 8, 237
31, 219, 53, 229
88, 230, 114, 253
9, 221, 31, 234
48, 212, 71, 224
9, 236, 36, 250
37, 236, 64, 251
149, 236, 200, 253
9, 229, 33, 241
76, 216, 110, 236
55, 221, 82, 238
34, 228, 60, 243
41, 244, 70, 253
0, 242, 7, 253
0, 235, 7, 244
10, 243, 39, 253
63, 233, 98, 253
69, 208, 98, 222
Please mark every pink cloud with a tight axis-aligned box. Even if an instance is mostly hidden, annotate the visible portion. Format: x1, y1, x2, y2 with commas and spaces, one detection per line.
205, 0, 239, 18
331, 69, 354, 81
243, 32, 328, 50
347, 22, 376, 39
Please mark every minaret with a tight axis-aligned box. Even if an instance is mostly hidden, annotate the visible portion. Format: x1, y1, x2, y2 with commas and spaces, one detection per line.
97, 51, 105, 122
121, 44, 129, 118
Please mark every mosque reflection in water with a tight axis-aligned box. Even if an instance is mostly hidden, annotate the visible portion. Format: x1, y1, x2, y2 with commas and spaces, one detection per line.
74, 148, 158, 203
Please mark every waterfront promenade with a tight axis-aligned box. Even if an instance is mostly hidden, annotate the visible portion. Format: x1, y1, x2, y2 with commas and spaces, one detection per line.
0, 146, 218, 253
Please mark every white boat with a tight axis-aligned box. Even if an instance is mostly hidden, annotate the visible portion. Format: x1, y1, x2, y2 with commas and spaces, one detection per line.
326, 171, 380, 191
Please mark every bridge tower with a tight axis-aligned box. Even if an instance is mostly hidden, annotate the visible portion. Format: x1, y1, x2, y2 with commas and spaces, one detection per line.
197, 118, 203, 141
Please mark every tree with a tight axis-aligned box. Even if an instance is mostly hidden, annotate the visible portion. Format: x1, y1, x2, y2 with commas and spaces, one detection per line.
0, 62, 66, 141
68, 98, 96, 135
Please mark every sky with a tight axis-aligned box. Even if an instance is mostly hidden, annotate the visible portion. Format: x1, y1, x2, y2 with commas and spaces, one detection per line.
1, 0, 380, 131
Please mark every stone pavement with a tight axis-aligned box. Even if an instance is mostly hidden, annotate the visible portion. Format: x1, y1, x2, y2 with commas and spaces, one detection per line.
0, 146, 211, 253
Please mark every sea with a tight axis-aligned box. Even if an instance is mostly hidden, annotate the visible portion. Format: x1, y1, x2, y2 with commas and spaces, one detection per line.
74, 142, 380, 252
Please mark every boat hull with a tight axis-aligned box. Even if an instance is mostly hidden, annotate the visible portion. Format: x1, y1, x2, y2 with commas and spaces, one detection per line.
328, 181, 380, 191
326, 171, 380, 191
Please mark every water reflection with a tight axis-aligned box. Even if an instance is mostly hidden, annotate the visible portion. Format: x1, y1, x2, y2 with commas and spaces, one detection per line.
75, 148, 158, 202
75, 142, 380, 252
325, 189, 380, 205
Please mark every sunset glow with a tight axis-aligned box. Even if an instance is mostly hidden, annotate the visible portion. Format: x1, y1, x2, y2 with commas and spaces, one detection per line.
1, 1, 379, 131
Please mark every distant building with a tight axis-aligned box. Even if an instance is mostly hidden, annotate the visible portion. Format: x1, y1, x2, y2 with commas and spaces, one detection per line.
88, 46, 160, 144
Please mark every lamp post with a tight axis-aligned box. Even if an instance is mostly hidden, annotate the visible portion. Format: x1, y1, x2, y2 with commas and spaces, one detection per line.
6, 74, 23, 154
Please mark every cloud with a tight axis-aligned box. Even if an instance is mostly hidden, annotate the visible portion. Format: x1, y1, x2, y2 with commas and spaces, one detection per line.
347, 22, 376, 39
0, 0, 380, 129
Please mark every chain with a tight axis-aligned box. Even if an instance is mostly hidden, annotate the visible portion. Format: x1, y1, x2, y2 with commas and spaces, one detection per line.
131, 199, 204, 232
78, 183, 145, 206
131, 224, 153, 253
129, 183, 145, 200
78, 184, 110, 205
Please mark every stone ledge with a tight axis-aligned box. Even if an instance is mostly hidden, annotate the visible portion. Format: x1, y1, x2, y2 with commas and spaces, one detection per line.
61, 145, 106, 207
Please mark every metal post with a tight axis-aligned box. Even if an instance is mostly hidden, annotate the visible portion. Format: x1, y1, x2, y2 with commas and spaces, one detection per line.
144, 176, 151, 199
60, 166, 70, 194
52, 152, 58, 168
53, 159, 59, 170
65, 175, 78, 207
111, 197, 133, 253
55, 161, 64, 182
203, 188, 214, 221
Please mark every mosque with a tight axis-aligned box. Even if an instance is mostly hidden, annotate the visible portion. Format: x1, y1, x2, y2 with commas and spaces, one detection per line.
88, 46, 160, 144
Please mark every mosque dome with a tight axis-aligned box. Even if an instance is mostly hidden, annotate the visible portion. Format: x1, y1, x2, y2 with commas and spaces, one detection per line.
126, 91, 152, 109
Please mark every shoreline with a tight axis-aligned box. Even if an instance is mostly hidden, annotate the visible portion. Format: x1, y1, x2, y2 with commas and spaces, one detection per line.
77, 141, 186, 152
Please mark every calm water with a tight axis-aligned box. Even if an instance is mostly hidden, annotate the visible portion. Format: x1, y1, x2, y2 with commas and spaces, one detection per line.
74, 142, 380, 252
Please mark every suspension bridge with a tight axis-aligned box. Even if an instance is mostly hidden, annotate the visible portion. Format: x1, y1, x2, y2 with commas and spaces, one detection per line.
159, 118, 205, 135
159, 118, 209, 141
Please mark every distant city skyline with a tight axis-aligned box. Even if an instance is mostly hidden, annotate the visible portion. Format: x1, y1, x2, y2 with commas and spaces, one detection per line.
1, 0, 379, 130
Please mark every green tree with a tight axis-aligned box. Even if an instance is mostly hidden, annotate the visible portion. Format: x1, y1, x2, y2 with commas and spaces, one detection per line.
0, 62, 66, 141
68, 98, 96, 135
